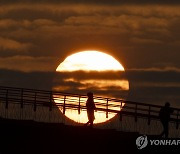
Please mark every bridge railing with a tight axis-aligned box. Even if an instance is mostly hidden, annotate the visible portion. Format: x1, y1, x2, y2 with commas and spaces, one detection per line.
0, 85, 179, 129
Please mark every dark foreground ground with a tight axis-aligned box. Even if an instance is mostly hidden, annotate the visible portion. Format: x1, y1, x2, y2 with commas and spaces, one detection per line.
0, 118, 179, 154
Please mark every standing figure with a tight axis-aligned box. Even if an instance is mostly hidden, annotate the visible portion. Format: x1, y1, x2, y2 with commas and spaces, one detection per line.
85, 92, 96, 127
159, 102, 173, 138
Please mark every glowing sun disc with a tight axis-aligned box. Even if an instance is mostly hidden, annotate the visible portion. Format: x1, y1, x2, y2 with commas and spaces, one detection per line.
54, 50, 128, 124
56, 50, 124, 72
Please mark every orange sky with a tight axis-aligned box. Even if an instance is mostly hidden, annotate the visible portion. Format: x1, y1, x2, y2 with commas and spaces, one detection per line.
0, 1, 180, 107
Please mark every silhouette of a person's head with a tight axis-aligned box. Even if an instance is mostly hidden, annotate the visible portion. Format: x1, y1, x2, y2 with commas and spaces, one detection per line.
87, 92, 93, 98
165, 102, 170, 107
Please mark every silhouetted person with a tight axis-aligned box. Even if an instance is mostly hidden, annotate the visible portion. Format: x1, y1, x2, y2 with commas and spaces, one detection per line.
84, 92, 96, 127
159, 102, 173, 138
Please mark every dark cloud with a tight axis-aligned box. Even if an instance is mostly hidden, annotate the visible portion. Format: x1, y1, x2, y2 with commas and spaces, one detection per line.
0, 37, 33, 54
53, 71, 129, 98
55, 71, 127, 80
0, 4, 180, 71
126, 68, 180, 83
128, 86, 180, 107
0, 69, 54, 90
0, 1, 180, 108
0, 68, 180, 107
0, 56, 58, 72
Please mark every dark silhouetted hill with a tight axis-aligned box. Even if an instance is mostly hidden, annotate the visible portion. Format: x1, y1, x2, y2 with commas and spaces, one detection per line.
0, 118, 139, 154
0, 118, 179, 154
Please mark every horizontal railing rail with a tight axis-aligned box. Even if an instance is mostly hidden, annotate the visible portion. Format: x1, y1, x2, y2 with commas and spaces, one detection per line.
0, 86, 179, 129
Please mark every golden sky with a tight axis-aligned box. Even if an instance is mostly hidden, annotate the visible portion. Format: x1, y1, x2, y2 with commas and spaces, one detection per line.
0, 0, 180, 107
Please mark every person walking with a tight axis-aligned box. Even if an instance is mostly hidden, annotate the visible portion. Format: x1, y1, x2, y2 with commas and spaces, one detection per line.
84, 92, 96, 127
159, 102, 173, 138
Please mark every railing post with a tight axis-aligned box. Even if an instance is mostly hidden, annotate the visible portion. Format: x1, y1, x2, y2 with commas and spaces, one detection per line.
119, 101, 122, 121
20, 89, 23, 109
78, 96, 81, 114
5, 89, 9, 109
106, 98, 108, 118
135, 104, 137, 122
34, 92, 37, 112
148, 106, 151, 125
49, 92, 52, 111
176, 110, 179, 129
63, 95, 66, 114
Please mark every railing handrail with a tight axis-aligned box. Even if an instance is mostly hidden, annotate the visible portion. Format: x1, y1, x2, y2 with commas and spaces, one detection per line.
0, 85, 179, 125
1, 85, 180, 110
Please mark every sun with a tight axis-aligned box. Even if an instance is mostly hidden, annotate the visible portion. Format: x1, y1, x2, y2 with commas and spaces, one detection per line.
56, 50, 124, 72
54, 50, 129, 124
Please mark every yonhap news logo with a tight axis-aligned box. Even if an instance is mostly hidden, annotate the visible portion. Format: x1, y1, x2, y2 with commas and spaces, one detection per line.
136, 135, 180, 150
136, 135, 148, 149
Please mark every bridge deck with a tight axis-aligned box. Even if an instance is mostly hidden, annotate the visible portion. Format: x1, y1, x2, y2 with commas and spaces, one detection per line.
0, 86, 179, 129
